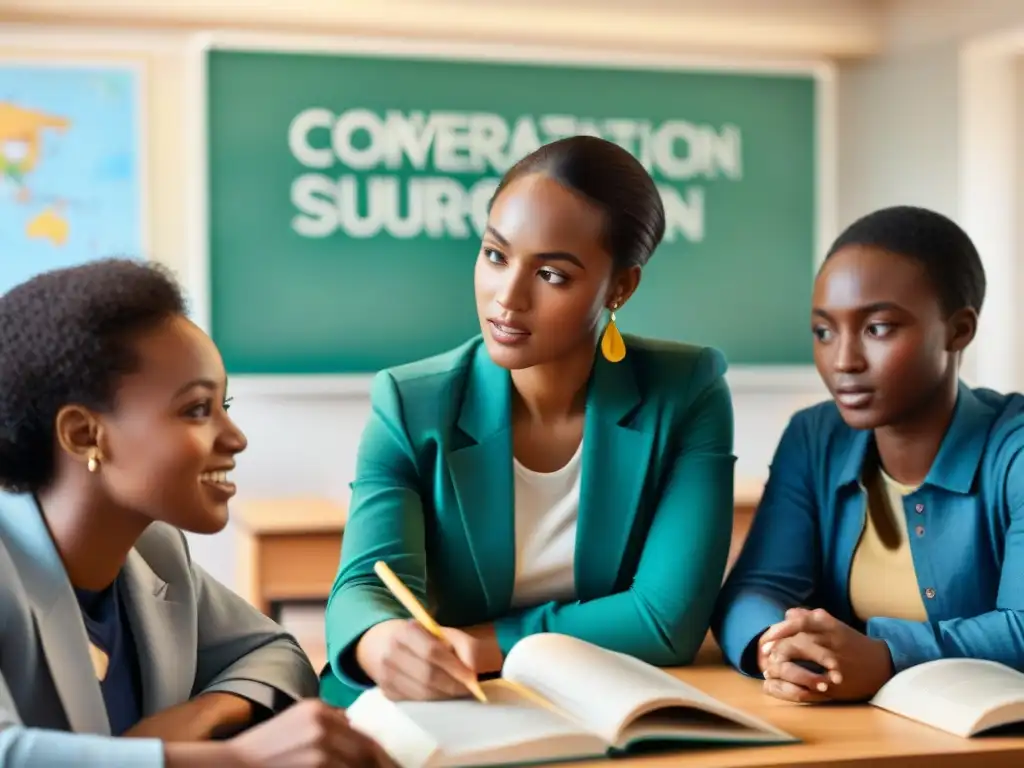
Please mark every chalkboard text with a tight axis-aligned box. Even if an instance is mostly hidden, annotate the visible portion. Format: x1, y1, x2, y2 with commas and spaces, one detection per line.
288, 108, 742, 243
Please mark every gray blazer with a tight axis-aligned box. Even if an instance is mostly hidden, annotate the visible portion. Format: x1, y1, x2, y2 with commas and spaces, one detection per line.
0, 492, 319, 766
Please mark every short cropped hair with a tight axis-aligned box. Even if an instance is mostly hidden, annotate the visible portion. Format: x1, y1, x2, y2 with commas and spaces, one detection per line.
825, 205, 986, 316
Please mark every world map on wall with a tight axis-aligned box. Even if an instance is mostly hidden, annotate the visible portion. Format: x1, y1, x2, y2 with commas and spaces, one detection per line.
0, 64, 143, 296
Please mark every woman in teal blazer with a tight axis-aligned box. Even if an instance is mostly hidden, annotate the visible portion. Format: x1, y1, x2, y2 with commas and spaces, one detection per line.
322, 136, 736, 707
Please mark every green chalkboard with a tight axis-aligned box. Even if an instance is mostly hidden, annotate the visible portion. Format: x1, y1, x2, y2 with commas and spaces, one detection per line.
200, 42, 821, 374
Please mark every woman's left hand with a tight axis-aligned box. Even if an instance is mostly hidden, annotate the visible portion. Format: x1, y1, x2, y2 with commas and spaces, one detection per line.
759, 608, 894, 703
460, 623, 505, 675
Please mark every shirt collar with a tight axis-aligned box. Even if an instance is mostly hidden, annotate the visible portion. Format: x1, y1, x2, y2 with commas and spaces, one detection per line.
838, 381, 995, 494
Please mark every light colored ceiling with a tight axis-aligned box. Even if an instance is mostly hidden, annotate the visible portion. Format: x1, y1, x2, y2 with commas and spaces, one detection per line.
0, 0, 886, 59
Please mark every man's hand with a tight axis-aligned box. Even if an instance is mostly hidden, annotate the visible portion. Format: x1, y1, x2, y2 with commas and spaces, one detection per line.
759, 608, 894, 703
123, 693, 255, 741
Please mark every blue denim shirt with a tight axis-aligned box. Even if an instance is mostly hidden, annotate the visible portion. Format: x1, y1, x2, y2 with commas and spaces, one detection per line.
712, 383, 1024, 677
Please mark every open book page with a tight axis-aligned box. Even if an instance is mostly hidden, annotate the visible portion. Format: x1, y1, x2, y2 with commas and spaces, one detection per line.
502, 634, 794, 747
347, 678, 607, 768
871, 658, 1024, 738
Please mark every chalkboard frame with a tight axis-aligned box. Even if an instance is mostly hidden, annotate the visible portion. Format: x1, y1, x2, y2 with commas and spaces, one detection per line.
185, 31, 836, 397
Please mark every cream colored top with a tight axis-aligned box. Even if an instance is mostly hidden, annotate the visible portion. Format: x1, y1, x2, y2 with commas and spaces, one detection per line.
848, 469, 929, 623
510, 443, 582, 609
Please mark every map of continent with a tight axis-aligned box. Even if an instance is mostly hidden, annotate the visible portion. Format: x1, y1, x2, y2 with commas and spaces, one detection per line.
0, 64, 142, 295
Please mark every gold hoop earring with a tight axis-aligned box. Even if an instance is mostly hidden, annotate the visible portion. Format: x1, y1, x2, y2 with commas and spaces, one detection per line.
601, 304, 626, 363
87, 450, 101, 474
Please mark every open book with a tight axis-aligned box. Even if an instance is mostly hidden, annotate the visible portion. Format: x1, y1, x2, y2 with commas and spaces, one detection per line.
347, 633, 796, 768
871, 658, 1024, 738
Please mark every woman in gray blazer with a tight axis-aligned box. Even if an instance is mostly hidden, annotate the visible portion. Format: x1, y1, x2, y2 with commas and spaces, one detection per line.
0, 259, 389, 767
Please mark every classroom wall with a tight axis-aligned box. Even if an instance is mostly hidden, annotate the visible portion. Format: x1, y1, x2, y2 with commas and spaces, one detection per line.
1017, 56, 1024, 388
4, 0, 1022, 589
838, 0, 1024, 224
836, 0, 1024, 388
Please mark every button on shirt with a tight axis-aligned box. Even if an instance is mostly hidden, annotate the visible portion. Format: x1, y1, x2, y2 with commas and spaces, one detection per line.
848, 469, 930, 624
713, 383, 1024, 676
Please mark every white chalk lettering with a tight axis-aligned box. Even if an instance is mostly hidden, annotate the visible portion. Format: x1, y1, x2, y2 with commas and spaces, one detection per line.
288, 107, 744, 241
290, 173, 502, 239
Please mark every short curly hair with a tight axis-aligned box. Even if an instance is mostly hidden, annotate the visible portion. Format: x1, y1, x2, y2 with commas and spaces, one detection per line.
825, 205, 986, 316
0, 258, 187, 493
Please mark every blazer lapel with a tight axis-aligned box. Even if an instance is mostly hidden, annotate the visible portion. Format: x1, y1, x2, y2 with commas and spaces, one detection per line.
0, 494, 110, 734
575, 352, 655, 601
447, 345, 516, 615
121, 548, 193, 715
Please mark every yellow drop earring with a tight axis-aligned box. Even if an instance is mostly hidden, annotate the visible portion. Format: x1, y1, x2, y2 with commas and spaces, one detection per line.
87, 449, 101, 473
601, 303, 626, 363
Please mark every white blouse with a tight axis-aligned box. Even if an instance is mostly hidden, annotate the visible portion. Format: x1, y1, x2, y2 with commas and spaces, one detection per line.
509, 442, 582, 608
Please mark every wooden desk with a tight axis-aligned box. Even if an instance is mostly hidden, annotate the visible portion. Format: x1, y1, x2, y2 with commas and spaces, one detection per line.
233, 488, 1024, 766
569, 664, 1024, 768
233, 497, 347, 617
233, 479, 764, 617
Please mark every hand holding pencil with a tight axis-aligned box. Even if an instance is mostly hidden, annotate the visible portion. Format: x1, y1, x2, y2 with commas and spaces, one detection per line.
352, 561, 491, 703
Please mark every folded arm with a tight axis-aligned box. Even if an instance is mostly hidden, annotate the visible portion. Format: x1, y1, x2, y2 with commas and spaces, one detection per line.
711, 414, 821, 676
189, 538, 319, 715
1, 723, 246, 768
324, 372, 427, 690
867, 608, 1024, 674
0, 671, 164, 767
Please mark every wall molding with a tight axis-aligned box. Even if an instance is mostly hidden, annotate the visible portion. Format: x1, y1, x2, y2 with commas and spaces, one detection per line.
1, 0, 883, 59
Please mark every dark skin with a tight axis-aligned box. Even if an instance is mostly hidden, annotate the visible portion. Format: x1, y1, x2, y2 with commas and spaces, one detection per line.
35, 315, 390, 766
38, 315, 253, 738
356, 172, 641, 701
759, 244, 977, 704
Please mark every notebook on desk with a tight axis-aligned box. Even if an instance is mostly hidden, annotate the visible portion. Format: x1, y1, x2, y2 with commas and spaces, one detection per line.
871, 657, 1024, 738
347, 633, 797, 768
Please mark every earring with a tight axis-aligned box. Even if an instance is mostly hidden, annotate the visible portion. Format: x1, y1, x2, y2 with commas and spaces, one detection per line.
601, 303, 626, 363
87, 450, 101, 474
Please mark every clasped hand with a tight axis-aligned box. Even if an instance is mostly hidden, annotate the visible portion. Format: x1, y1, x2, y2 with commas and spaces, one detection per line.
357, 619, 503, 701
757, 608, 894, 703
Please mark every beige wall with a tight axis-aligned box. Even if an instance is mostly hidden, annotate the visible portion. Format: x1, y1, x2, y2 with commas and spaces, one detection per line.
837, 0, 1024, 389
838, 0, 1024, 226
1016, 56, 1024, 388
4, 0, 1022, 589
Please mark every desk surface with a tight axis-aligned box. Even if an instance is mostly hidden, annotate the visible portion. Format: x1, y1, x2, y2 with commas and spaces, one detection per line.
566, 664, 1024, 768
231, 491, 1024, 765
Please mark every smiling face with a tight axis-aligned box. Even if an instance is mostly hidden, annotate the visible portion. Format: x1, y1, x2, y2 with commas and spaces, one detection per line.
68, 315, 248, 534
474, 172, 639, 370
811, 244, 974, 430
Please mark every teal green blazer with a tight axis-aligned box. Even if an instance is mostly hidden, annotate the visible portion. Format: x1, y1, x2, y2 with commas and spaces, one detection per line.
321, 335, 736, 706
